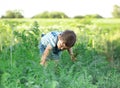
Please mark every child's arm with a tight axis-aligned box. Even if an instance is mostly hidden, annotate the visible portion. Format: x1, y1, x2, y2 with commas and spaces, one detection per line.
67, 48, 76, 61
40, 44, 52, 65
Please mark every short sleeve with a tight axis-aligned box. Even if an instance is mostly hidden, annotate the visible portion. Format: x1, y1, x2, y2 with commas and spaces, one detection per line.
41, 31, 60, 48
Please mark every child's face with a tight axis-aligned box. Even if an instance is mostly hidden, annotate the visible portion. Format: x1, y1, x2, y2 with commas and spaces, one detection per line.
57, 39, 70, 50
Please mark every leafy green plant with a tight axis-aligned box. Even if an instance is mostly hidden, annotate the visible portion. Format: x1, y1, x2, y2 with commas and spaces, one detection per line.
0, 19, 120, 88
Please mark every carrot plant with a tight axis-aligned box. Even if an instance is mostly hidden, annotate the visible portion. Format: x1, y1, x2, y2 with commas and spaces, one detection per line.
0, 18, 120, 88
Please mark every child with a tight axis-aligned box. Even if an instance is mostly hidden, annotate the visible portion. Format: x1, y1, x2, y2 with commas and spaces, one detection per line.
39, 30, 76, 66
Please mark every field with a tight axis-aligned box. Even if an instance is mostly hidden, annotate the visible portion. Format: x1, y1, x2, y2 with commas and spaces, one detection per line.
0, 18, 120, 88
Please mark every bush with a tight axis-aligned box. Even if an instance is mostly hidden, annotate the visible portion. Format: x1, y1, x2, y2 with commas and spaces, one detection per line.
32, 11, 69, 18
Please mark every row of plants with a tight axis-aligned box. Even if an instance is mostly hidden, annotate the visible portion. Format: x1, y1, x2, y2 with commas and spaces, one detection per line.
0, 19, 120, 88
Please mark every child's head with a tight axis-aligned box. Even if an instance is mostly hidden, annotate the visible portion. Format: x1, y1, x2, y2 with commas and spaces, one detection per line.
57, 30, 76, 50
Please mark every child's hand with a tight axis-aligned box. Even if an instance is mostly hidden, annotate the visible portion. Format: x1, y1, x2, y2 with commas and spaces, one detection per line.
40, 62, 44, 66
40, 61, 46, 66
71, 55, 77, 62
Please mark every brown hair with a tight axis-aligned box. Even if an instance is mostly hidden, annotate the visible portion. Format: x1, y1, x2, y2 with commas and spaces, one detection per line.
60, 30, 76, 47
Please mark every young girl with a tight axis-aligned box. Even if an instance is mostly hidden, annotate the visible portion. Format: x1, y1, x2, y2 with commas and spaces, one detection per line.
39, 30, 76, 66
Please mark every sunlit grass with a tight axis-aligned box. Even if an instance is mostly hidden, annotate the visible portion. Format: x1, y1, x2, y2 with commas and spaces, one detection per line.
0, 18, 120, 88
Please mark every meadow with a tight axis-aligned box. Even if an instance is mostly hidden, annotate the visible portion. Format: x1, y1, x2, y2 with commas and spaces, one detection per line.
0, 18, 120, 88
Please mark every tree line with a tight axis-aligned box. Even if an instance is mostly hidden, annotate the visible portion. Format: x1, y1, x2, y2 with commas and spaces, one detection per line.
1, 5, 120, 19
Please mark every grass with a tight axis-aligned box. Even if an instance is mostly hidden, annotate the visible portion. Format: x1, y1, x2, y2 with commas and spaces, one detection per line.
0, 18, 120, 88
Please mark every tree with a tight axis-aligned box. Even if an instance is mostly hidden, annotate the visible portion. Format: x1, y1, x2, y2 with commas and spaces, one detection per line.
6, 10, 15, 18
32, 11, 50, 18
74, 15, 84, 19
112, 5, 120, 18
32, 11, 69, 18
1, 10, 24, 18
49, 11, 68, 18
14, 10, 24, 18
85, 14, 103, 18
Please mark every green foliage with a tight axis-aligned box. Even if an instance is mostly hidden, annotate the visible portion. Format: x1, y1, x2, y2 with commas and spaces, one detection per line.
32, 11, 69, 18
0, 19, 120, 88
0, 22, 12, 51
32, 11, 50, 18
112, 5, 120, 18
85, 14, 103, 18
74, 14, 103, 19
1, 10, 24, 18
74, 15, 84, 19
49, 11, 68, 18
